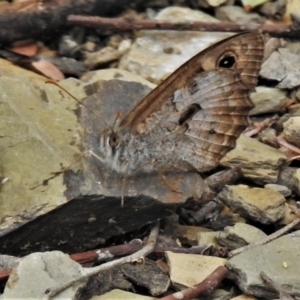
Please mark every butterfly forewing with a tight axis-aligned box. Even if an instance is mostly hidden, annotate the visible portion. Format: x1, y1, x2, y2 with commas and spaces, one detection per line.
120, 32, 264, 133
99, 32, 264, 175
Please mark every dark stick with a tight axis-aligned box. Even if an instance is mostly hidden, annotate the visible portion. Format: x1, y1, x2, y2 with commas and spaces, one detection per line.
160, 266, 228, 300
68, 15, 299, 38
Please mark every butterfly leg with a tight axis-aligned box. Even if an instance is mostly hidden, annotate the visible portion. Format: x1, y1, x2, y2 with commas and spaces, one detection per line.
30, 150, 92, 189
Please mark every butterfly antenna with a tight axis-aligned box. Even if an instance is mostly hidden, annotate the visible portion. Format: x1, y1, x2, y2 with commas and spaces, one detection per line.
46, 80, 110, 128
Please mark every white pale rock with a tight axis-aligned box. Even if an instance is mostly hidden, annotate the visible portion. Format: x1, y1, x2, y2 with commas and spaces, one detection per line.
166, 251, 226, 287
249, 87, 288, 115
218, 185, 286, 224
221, 135, 287, 184
217, 223, 267, 250
119, 7, 230, 84
283, 116, 300, 147
2, 251, 87, 299
197, 231, 221, 248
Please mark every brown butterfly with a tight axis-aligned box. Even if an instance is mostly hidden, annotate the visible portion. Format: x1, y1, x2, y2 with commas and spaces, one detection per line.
85, 32, 264, 177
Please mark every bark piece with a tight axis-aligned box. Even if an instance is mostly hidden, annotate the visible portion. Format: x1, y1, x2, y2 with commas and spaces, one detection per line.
121, 259, 170, 296
0, 195, 174, 256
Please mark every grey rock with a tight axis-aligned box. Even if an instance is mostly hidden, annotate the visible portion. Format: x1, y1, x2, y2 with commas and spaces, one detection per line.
227, 230, 300, 298
218, 223, 267, 250
0, 254, 19, 269
216, 5, 263, 24
197, 231, 221, 248
221, 135, 287, 184
249, 87, 288, 116
283, 117, 300, 148
257, 127, 277, 148
218, 185, 286, 224
119, 7, 229, 84
84, 46, 122, 68
260, 48, 300, 89
277, 166, 300, 196
241, 0, 275, 8
264, 183, 292, 197
198, 0, 229, 7
2, 251, 87, 299
259, 0, 286, 19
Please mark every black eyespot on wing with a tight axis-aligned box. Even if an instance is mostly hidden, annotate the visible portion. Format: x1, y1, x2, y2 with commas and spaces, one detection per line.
109, 132, 119, 149
218, 55, 236, 68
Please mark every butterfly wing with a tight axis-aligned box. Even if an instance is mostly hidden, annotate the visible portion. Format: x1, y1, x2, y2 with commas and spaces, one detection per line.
173, 68, 253, 172
120, 32, 264, 134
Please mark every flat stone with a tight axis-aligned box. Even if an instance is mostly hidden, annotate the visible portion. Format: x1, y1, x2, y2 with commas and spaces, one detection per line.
218, 223, 267, 250
2, 251, 87, 299
80, 68, 156, 89
221, 135, 287, 184
260, 48, 300, 89
241, 0, 272, 8
277, 166, 300, 196
227, 230, 300, 298
218, 185, 286, 224
84, 46, 122, 68
119, 6, 229, 84
280, 203, 298, 225
257, 128, 277, 148
164, 223, 211, 244
166, 251, 226, 287
249, 87, 288, 115
230, 296, 257, 300
92, 289, 155, 299
201, 0, 228, 7
264, 183, 292, 197
215, 5, 262, 24
197, 231, 221, 248
283, 117, 300, 148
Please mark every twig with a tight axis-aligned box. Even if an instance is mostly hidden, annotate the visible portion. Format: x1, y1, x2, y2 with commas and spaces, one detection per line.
43, 221, 160, 299
261, 271, 295, 300
0, 0, 134, 45
70, 242, 211, 264
0, 243, 212, 281
229, 218, 300, 257
160, 266, 228, 300
68, 15, 300, 38
277, 135, 300, 157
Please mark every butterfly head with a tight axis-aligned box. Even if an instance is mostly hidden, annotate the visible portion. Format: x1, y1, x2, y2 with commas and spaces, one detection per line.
97, 126, 134, 174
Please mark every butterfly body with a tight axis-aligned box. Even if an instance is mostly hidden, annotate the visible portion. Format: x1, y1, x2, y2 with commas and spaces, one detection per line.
94, 32, 265, 176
